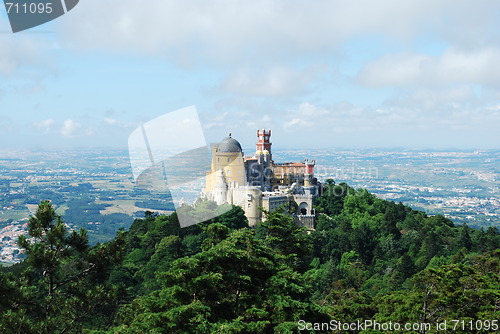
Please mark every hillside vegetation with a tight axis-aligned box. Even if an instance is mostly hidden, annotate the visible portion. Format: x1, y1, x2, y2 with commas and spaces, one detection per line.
0, 182, 498, 333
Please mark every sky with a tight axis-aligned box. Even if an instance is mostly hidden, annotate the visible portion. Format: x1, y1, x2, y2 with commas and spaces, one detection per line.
0, 0, 499, 150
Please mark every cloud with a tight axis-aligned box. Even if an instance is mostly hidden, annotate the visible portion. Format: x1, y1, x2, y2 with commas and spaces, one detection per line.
387, 86, 477, 112
358, 48, 500, 87
436, 48, 500, 84
202, 111, 251, 130
60, 119, 81, 138
380, 86, 500, 135
240, 114, 273, 131
0, 29, 50, 76
33, 118, 55, 133
1, 1, 498, 149
357, 53, 433, 87
59, 1, 500, 66
279, 94, 500, 141
102, 115, 137, 130
0, 17, 55, 100
104, 117, 118, 125
220, 65, 325, 97
283, 118, 312, 129
283, 103, 330, 130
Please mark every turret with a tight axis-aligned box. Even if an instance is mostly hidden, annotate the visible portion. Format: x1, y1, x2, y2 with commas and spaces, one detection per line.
256, 129, 272, 161
213, 169, 228, 205
305, 159, 315, 175
304, 159, 315, 189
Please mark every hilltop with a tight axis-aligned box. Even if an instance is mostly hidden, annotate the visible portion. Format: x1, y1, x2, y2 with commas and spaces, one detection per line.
1, 147, 497, 265
0, 182, 498, 333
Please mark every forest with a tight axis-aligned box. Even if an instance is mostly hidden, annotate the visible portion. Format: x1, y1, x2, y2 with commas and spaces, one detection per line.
0, 181, 498, 333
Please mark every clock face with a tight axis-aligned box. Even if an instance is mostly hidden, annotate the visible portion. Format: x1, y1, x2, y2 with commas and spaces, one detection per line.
4, 0, 79, 33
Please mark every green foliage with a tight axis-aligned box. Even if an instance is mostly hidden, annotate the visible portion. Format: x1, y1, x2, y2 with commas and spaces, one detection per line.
0, 201, 125, 334
111, 229, 328, 333
307, 182, 499, 330
1, 185, 498, 333
257, 208, 312, 271
314, 181, 352, 216
374, 251, 500, 333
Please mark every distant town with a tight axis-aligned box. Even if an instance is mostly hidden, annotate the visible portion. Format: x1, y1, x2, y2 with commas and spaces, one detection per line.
303, 149, 498, 228
1, 148, 498, 264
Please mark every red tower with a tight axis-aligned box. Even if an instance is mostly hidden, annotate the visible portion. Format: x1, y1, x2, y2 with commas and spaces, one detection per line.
305, 159, 315, 174
256, 129, 272, 160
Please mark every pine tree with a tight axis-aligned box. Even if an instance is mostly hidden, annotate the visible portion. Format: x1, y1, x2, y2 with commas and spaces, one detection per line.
0, 201, 125, 334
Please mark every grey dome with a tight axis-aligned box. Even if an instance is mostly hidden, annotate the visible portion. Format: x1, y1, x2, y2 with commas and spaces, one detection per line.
218, 135, 242, 153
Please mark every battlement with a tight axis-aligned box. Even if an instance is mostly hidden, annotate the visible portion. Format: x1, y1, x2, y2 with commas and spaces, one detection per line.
257, 129, 271, 137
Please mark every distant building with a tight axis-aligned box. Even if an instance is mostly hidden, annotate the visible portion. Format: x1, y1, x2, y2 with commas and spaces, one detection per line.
203, 130, 319, 228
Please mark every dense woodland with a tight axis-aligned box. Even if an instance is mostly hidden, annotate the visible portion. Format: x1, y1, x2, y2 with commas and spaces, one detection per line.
0, 181, 498, 333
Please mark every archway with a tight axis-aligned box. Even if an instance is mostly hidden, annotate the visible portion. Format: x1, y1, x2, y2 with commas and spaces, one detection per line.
299, 202, 308, 215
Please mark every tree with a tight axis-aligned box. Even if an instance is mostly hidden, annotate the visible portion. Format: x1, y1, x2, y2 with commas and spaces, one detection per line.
112, 228, 329, 333
212, 204, 248, 230
350, 222, 376, 266
375, 252, 500, 332
381, 202, 401, 239
315, 182, 351, 216
457, 224, 473, 251
391, 253, 416, 285
0, 201, 125, 334
257, 209, 313, 272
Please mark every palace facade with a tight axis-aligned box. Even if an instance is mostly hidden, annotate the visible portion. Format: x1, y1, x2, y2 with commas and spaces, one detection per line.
203, 130, 319, 227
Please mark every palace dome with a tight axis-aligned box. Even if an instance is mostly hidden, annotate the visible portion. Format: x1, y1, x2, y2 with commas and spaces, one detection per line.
218, 134, 242, 153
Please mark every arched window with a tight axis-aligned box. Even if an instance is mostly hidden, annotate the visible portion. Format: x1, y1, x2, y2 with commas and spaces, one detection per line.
299, 202, 308, 215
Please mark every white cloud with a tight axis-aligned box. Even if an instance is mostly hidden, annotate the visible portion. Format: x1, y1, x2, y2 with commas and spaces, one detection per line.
283, 103, 329, 130
1, 1, 498, 149
283, 118, 312, 129
387, 86, 477, 112
33, 118, 55, 133
59, 0, 500, 65
277, 96, 500, 146
0, 17, 55, 103
436, 48, 500, 84
60, 119, 81, 138
358, 48, 500, 87
102, 116, 136, 129
294, 102, 330, 117
357, 53, 433, 86
0, 22, 50, 76
243, 114, 274, 131
202, 111, 253, 130
220, 65, 324, 97
104, 117, 118, 125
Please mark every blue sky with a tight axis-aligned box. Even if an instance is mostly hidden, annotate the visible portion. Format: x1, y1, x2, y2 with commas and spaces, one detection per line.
0, 0, 499, 149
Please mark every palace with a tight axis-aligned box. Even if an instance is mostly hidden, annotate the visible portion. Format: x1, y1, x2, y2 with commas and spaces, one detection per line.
203, 130, 319, 227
